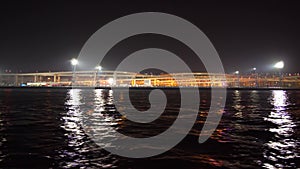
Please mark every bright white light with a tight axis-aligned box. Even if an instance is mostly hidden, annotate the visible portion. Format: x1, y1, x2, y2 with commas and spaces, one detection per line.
95, 65, 102, 71
107, 78, 114, 85
235, 71, 239, 74
71, 58, 78, 66
274, 61, 284, 69
253, 67, 257, 71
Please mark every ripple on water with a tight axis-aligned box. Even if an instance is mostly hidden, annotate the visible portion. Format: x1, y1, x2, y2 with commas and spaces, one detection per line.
0, 89, 298, 168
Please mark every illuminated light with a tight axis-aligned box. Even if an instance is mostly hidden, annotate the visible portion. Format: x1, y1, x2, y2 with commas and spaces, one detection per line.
274, 61, 284, 69
95, 65, 102, 71
253, 67, 256, 71
235, 71, 239, 74
107, 78, 114, 85
71, 58, 78, 66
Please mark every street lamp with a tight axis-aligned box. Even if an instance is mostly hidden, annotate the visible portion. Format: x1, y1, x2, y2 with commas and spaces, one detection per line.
71, 58, 78, 85
273, 61, 284, 69
94, 65, 102, 86
273, 61, 284, 87
95, 65, 102, 71
235, 71, 240, 87
252, 67, 258, 87
71, 58, 78, 66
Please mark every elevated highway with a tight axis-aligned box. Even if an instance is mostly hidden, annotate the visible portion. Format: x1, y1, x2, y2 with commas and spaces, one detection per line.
0, 71, 299, 88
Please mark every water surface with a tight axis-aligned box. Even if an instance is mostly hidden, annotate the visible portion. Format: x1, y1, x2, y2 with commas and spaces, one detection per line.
0, 88, 299, 168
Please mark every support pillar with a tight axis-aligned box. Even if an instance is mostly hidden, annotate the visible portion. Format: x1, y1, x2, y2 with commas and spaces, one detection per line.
54, 74, 57, 83
113, 73, 117, 86
15, 75, 18, 86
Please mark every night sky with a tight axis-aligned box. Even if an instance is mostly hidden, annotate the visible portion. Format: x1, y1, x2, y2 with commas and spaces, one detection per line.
0, 0, 300, 73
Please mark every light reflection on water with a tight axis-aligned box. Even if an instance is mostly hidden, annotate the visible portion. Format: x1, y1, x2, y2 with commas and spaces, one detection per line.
83, 89, 119, 149
0, 110, 4, 162
59, 89, 119, 168
59, 89, 86, 168
58, 89, 299, 169
232, 90, 244, 118
263, 90, 298, 168
0, 89, 298, 168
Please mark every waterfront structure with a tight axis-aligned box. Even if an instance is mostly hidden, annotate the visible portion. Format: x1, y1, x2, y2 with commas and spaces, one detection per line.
0, 71, 300, 88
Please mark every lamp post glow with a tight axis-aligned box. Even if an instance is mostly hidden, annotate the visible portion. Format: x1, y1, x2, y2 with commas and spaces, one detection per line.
71, 58, 78, 85
273, 61, 284, 69
273, 61, 284, 87
94, 65, 102, 86
252, 67, 258, 87
235, 71, 240, 87
71, 58, 78, 66
95, 65, 102, 71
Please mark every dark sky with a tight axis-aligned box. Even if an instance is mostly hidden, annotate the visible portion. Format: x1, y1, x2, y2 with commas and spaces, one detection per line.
0, 0, 299, 73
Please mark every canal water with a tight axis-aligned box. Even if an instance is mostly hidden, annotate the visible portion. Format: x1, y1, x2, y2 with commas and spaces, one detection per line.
0, 88, 299, 168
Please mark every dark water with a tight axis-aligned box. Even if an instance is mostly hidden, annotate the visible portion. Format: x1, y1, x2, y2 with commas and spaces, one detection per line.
0, 88, 299, 168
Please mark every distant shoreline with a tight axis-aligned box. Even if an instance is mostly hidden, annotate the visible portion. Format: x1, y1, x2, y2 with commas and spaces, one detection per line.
0, 86, 299, 90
